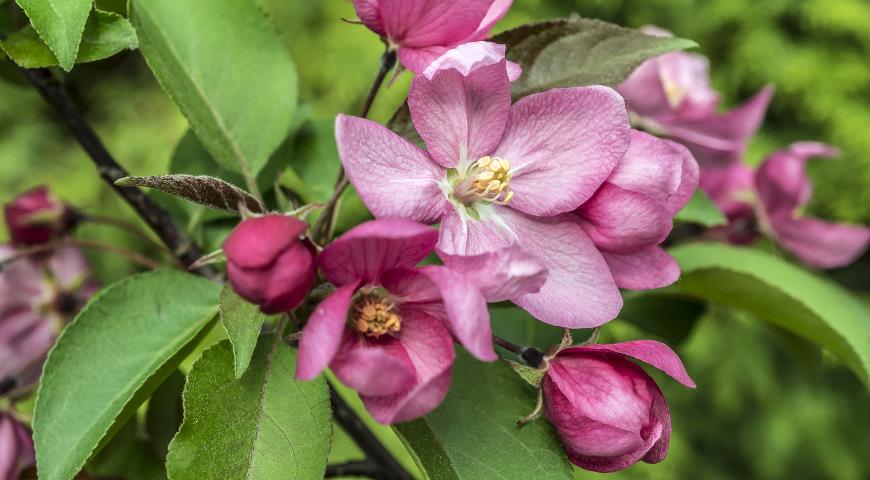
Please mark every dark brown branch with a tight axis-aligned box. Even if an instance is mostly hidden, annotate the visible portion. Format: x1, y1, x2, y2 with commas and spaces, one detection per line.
17, 67, 219, 280
313, 48, 397, 244
330, 383, 414, 480
325, 460, 379, 478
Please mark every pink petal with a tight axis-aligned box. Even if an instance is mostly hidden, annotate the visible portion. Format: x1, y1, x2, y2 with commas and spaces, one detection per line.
436, 206, 513, 255
618, 57, 671, 119
257, 243, 317, 314
495, 86, 630, 217
464, 0, 513, 41
330, 332, 417, 396
438, 243, 547, 301
353, 0, 385, 36
46, 246, 92, 291
656, 52, 718, 119
0, 308, 54, 383
380, 0, 493, 48
772, 217, 870, 269
573, 340, 697, 388
641, 385, 672, 465
335, 114, 448, 223
756, 142, 838, 219
296, 282, 359, 380
361, 309, 456, 423
602, 246, 680, 290
421, 41, 512, 79
1, 413, 35, 480
664, 140, 700, 215
663, 85, 774, 168
578, 184, 673, 254
503, 210, 623, 328
605, 130, 682, 206
399, 46, 449, 74
410, 47, 511, 167
223, 215, 306, 269
417, 266, 495, 361
318, 219, 437, 286
699, 163, 755, 219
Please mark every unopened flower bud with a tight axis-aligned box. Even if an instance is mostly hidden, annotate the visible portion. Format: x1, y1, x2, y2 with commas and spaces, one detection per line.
223, 215, 316, 314
4, 187, 75, 246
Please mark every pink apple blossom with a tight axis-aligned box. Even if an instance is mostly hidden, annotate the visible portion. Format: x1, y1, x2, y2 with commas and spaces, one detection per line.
296, 219, 542, 424
618, 27, 773, 169
542, 340, 695, 473
702, 142, 870, 268
0, 413, 34, 480
4, 186, 74, 247
337, 42, 693, 328
223, 215, 317, 314
352, 0, 513, 73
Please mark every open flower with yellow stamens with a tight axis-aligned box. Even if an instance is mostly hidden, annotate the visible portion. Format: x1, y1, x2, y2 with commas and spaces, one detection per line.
337, 41, 639, 329
296, 218, 545, 424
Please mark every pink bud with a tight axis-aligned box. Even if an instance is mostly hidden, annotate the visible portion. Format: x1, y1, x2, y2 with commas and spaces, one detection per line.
223, 215, 316, 314
541, 341, 694, 473
4, 187, 74, 247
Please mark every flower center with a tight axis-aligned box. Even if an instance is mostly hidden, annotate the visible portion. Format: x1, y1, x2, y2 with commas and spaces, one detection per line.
353, 294, 401, 338
451, 156, 514, 206
661, 74, 686, 109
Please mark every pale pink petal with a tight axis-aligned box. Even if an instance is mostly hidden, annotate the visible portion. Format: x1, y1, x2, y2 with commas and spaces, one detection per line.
602, 246, 680, 290
47, 246, 91, 291
435, 206, 514, 256
657, 52, 718, 119
574, 340, 696, 388
399, 46, 449, 74
502, 210, 623, 328
664, 140, 700, 215
578, 184, 672, 254
700, 162, 755, 219
417, 266, 495, 361
361, 310, 456, 423
438, 243, 547, 301
605, 130, 682, 206
772, 217, 870, 269
495, 86, 630, 217
755, 142, 838, 219
331, 333, 417, 396
336, 114, 448, 223
1, 413, 35, 480
663, 85, 774, 168
0, 308, 54, 383
410, 51, 510, 167
318, 219, 437, 286
380, 0, 493, 48
464, 0, 513, 41
223, 215, 306, 269
353, 0, 385, 35
421, 41, 512, 79
618, 58, 671, 119
296, 282, 359, 380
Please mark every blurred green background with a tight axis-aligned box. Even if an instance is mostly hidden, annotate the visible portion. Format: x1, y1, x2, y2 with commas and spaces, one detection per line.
2, 0, 869, 479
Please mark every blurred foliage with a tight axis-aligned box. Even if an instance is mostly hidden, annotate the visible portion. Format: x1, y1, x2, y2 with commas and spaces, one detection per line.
1, 0, 869, 478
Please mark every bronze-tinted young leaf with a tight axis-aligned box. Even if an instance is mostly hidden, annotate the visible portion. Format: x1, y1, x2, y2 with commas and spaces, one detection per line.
116, 174, 265, 214
493, 17, 697, 97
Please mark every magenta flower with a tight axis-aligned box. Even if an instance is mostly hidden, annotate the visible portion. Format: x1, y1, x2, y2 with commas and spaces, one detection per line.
0, 413, 34, 479
223, 215, 317, 314
296, 219, 542, 423
1, 245, 97, 391
4, 186, 74, 247
542, 340, 695, 473
618, 27, 773, 169
703, 142, 870, 268
577, 130, 698, 290
337, 42, 640, 328
352, 0, 513, 73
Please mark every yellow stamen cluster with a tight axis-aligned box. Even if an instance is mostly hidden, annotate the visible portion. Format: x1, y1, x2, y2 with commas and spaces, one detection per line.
354, 297, 401, 337
661, 75, 685, 109
455, 156, 513, 205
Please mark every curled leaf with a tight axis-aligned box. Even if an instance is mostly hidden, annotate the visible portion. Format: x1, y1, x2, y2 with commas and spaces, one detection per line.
116, 174, 265, 214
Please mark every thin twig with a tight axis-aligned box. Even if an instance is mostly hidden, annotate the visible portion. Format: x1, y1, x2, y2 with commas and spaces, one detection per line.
16, 67, 220, 280
80, 213, 174, 258
313, 48, 397, 244
493, 335, 545, 368
325, 460, 379, 478
0, 239, 162, 271
329, 383, 414, 480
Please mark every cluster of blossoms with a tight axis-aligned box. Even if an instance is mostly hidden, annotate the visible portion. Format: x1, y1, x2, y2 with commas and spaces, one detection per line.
1, 188, 97, 478
618, 27, 870, 268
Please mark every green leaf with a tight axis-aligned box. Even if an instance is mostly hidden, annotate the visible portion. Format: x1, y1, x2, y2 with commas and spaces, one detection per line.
14, 0, 93, 71
279, 118, 341, 204
619, 292, 707, 345
166, 336, 332, 479
130, 0, 297, 186
395, 349, 573, 480
145, 369, 186, 459
88, 416, 166, 480
493, 17, 697, 97
489, 302, 563, 351
0, 9, 137, 68
33, 270, 221, 480
219, 286, 269, 379
674, 190, 727, 226
116, 174, 265, 214
670, 242, 870, 386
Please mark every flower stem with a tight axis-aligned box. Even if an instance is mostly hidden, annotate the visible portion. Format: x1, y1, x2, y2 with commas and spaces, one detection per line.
313, 47, 397, 244
493, 335, 545, 368
0, 239, 163, 271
